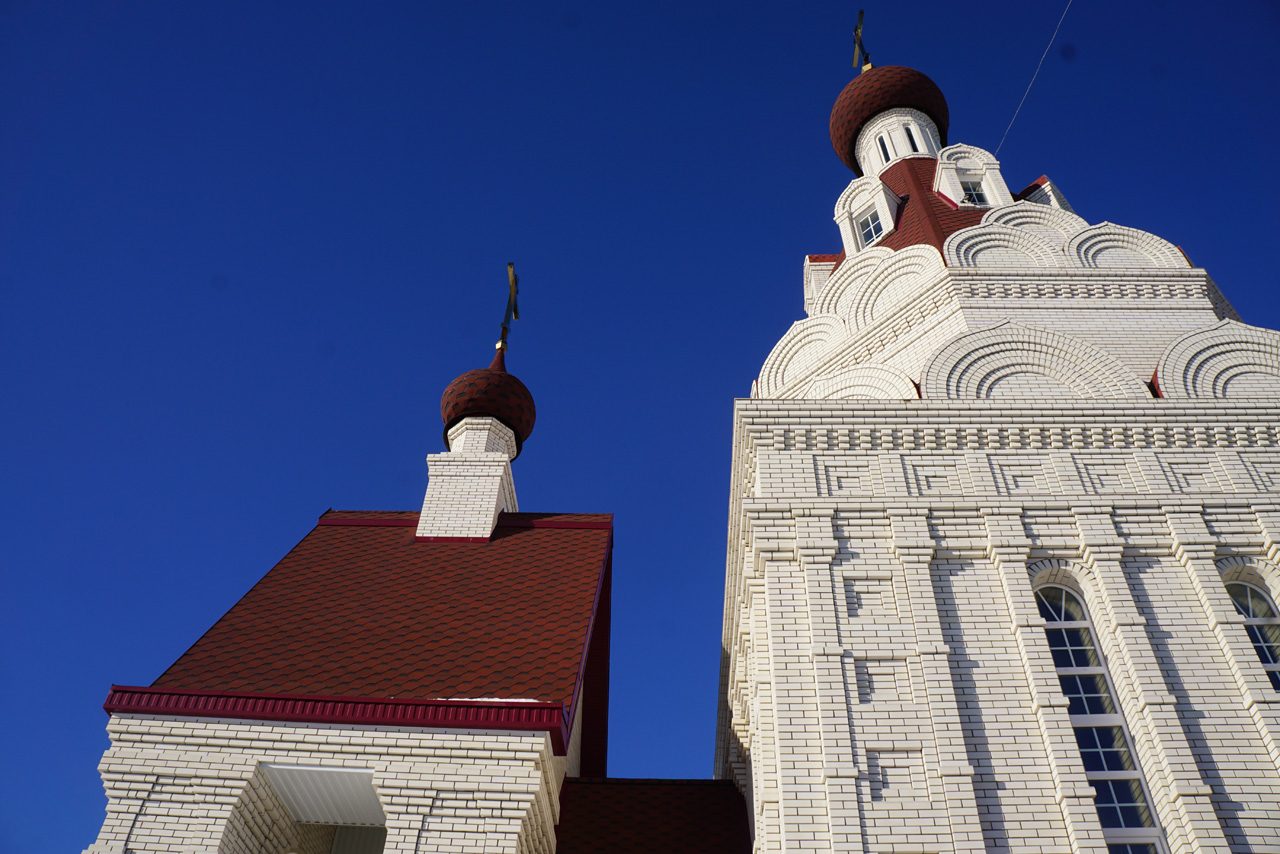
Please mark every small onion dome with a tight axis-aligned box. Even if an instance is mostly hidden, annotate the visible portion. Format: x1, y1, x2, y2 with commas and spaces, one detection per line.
829, 65, 949, 175
439, 348, 536, 456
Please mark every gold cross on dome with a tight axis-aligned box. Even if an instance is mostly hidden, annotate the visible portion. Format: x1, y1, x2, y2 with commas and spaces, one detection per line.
852, 10, 873, 73
497, 262, 520, 351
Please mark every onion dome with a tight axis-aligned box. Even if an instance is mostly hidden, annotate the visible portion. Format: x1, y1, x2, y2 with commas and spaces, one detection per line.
440, 348, 536, 456
829, 65, 949, 175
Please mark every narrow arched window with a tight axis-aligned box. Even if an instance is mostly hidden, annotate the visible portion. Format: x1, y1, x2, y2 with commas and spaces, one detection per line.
1037, 585, 1166, 852
1227, 582, 1280, 691
878, 135, 891, 164
904, 125, 920, 153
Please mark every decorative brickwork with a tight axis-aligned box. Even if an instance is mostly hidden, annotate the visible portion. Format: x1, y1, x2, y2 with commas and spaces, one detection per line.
724, 63, 1280, 850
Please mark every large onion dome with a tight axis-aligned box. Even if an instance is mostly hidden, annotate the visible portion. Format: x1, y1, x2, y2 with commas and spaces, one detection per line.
439, 348, 536, 456
829, 65, 949, 175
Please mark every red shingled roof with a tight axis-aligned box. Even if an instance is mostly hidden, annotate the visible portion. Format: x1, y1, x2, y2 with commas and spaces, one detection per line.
153, 510, 610, 706
878, 157, 985, 253
556, 779, 751, 854
829, 66, 950, 175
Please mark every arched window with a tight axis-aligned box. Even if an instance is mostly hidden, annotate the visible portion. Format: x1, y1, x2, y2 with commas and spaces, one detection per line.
1036, 585, 1166, 853
1227, 582, 1280, 691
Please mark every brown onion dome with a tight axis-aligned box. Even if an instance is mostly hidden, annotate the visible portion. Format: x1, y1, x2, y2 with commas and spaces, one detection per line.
440, 348, 536, 456
829, 65, 949, 175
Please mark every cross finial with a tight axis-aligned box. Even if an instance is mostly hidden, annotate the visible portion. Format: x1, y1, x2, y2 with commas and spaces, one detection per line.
852, 10, 873, 73
497, 262, 520, 351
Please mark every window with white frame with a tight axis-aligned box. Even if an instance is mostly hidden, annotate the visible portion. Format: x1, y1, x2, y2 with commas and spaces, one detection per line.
856, 207, 883, 247
1037, 585, 1165, 853
960, 178, 988, 206
877, 135, 892, 165
1227, 582, 1280, 691
904, 125, 920, 153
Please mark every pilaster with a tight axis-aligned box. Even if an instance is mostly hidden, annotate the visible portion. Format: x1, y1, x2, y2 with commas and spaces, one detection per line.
1074, 509, 1230, 854
758, 514, 830, 853
1166, 508, 1280, 772
888, 510, 984, 853
795, 507, 863, 853
982, 509, 1108, 852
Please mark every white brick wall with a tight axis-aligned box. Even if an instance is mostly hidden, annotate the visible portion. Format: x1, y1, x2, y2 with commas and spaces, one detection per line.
717, 397, 1280, 852
84, 716, 564, 854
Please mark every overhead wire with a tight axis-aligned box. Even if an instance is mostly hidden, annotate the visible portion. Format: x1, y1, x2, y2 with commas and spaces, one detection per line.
994, 0, 1074, 156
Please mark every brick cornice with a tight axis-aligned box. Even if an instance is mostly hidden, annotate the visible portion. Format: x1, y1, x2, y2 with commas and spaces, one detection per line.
103, 686, 568, 753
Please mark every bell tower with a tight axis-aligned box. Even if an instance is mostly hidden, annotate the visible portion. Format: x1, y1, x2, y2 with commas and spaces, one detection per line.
717, 51, 1280, 854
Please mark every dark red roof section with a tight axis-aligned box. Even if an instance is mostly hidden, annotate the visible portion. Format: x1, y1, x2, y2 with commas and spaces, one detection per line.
830, 66, 949, 175
1015, 174, 1051, 200
878, 158, 985, 253
556, 779, 751, 854
440, 348, 536, 455
139, 510, 612, 762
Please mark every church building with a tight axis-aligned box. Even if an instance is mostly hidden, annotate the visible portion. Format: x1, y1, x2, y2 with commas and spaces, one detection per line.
83, 51, 1280, 854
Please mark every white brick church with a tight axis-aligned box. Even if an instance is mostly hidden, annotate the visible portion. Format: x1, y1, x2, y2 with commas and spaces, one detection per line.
83, 59, 1280, 854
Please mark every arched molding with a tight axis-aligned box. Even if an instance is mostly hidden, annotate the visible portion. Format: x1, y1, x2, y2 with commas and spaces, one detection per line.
848, 244, 945, 328
937, 143, 999, 168
981, 201, 1088, 252
1027, 558, 1101, 604
934, 144, 1014, 209
1066, 223, 1189, 269
808, 362, 918, 400
1217, 555, 1280, 606
834, 177, 900, 256
920, 321, 1149, 400
1155, 319, 1280, 400
812, 247, 893, 321
834, 175, 883, 220
944, 223, 1061, 268
757, 315, 847, 398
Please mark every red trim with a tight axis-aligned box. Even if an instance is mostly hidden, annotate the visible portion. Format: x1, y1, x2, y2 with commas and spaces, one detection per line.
935, 191, 959, 210
318, 516, 416, 527
1014, 175, 1051, 201
1149, 369, 1164, 399
507, 516, 613, 530
104, 686, 568, 753
321, 512, 614, 533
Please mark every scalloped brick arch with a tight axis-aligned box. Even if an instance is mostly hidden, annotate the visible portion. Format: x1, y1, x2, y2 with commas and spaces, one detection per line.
809, 363, 919, 400
758, 315, 847, 397
1156, 319, 1280, 400
1066, 223, 1189, 269
920, 322, 1149, 400
849, 245, 945, 328
944, 223, 1061, 268
981, 201, 1087, 252
813, 248, 893, 321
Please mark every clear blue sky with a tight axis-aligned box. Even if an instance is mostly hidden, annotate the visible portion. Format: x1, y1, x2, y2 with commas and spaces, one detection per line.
3, 1, 1278, 850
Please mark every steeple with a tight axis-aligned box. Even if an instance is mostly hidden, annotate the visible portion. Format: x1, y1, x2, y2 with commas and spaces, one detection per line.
416, 267, 537, 540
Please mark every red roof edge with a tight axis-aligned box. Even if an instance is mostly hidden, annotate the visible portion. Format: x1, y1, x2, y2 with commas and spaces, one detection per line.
571, 538, 613, 776
1014, 175, 1051, 200
318, 510, 613, 532
805, 252, 845, 264
103, 686, 569, 753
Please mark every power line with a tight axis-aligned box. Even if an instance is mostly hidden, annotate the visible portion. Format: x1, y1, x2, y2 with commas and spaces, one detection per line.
994, 0, 1074, 156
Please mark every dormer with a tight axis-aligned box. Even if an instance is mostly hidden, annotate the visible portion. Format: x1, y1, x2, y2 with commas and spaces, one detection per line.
834, 175, 901, 257
854, 107, 942, 179
933, 144, 1014, 210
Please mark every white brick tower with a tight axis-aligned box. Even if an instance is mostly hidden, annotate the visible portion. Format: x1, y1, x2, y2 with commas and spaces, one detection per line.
715, 64, 1280, 853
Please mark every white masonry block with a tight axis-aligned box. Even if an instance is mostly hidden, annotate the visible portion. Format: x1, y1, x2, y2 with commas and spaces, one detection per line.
416, 417, 519, 540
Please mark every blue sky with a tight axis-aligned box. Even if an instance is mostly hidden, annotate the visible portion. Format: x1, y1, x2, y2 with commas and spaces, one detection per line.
3, 1, 1278, 850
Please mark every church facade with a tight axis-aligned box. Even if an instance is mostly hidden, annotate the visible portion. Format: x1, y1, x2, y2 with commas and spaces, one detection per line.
715, 65, 1280, 853
81, 60, 1280, 854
